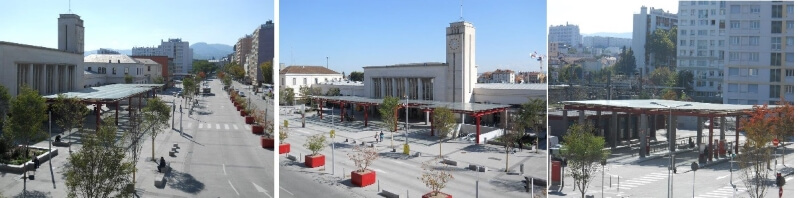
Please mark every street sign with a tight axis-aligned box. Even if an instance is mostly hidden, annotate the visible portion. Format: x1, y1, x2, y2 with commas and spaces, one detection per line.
691, 162, 699, 171
773, 138, 779, 147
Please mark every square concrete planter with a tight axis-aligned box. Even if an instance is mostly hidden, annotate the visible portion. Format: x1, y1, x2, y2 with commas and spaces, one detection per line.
261, 137, 274, 149
0, 146, 58, 174
351, 170, 376, 187
252, 125, 264, 134
305, 154, 325, 168
245, 116, 254, 124
278, 143, 290, 154
422, 192, 452, 198
240, 111, 247, 117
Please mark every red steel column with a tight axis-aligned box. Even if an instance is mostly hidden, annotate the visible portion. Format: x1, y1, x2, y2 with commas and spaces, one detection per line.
735, 115, 740, 154
95, 103, 100, 131
708, 116, 714, 162
475, 113, 481, 144
340, 102, 344, 122
115, 101, 119, 125
319, 100, 323, 119
430, 111, 434, 136
364, 105, 369, 127
394, 107, 399, 132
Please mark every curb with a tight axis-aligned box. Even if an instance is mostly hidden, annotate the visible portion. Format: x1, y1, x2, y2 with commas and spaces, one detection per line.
633, 148, 694, 164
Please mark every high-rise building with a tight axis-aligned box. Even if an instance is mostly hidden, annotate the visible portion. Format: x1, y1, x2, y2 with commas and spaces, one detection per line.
132, 38, 193, 74
582, 36, 632, 48
234, 35, 252, 66
633, 6, 678, 75
678, 1, 794, 104
548, 23, 581, 47
246, 20, 275, 85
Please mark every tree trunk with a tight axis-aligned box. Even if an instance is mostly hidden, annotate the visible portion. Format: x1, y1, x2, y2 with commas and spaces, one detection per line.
505, 149, 509, 172
439, 138, 442, 159
152, 138, 156, 161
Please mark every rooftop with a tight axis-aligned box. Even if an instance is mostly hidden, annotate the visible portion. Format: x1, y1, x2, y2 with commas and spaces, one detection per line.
561, 99, 773, 116
84, 54, 138, 64
279, 65, 340, 75
313, 95, 510, 114
475, 83, 547, 90
43, 83, 164, 102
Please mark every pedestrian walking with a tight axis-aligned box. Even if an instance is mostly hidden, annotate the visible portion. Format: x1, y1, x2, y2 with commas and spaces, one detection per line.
379, 131, 384, 142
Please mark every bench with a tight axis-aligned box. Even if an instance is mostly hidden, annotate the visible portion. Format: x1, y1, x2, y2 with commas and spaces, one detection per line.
442, 159, 458, 166
154, 162, 171, 187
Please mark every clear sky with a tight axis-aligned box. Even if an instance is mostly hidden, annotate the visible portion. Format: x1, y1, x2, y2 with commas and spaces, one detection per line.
0, 0, 274, 51
548, 0, 679, 35
280, 0, 547, 74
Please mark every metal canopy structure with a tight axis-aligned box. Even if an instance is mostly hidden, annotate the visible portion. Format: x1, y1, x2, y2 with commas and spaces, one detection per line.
559, 99, 776, 163
311, 95, 510, 144
43, 83, 163, 131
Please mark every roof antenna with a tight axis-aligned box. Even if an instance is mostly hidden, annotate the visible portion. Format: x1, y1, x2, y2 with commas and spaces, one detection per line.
68, 0, 71, 13
459, 0, 464, 21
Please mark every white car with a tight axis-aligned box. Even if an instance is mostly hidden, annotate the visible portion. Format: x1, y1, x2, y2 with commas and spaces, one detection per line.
238, 91, 246, 97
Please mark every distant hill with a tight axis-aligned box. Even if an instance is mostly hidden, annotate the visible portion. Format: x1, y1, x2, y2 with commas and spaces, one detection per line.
190, 42, 233, 60
84, 49, 132, 56
583, 32, 633, 39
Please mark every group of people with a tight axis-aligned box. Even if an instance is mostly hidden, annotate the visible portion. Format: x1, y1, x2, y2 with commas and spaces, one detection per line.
374, 131, 384, 142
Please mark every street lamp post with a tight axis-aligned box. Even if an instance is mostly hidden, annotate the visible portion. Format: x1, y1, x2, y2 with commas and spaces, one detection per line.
404, 95, 409, 146
650, 102, 692, 198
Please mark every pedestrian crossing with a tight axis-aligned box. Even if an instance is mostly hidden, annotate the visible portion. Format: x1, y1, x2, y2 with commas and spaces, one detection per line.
609, 172, 670, 190
185, 122, 252, 131
694, 185, 747, 198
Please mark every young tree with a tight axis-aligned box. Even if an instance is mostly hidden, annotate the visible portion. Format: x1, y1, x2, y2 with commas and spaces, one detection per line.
124, 74, 134, 84
560, 123, 608, 198
612, 46, 637, 75
260, 61, 273, 85
379, 96, 400, 148
348, 145, 378, 173
432, 106, 456, 158
298, 86, 321, 105
518, 98, 546, 132
152, 76, 165, 84
325, 88, 341, 96
280, 88, 295, 106
142, 97, 170, 161
499, 119, 525, 172
66, 118, 134, 198
771, 98, 794, 163
52, 94, 89, 151
303, 134, 327, 156
419, 161, 454, 196
197, 71, 206, 80
3, 86, 47, 158
125, 109, 146, 185
0, 85, 11, 132
349, 71, 364, 82
738, 105, 776, 198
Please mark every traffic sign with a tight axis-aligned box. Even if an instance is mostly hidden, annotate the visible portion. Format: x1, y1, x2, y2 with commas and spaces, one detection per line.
773, 138, 779, 147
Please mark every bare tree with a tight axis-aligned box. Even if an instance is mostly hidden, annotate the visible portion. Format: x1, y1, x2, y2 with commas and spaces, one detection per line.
419, 160, 454, 197
348, 145, 378, 173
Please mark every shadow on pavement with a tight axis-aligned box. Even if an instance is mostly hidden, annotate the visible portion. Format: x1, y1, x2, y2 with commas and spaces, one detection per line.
488, 177, 526, 192
166, 170, 205, 194
12, 190, 50, 198
463, 144, 504, 154
337, 179, 358, 188
378, 152, 414, 160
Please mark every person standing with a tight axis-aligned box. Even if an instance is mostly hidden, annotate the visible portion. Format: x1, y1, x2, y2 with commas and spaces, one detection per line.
379, 131, 384, 142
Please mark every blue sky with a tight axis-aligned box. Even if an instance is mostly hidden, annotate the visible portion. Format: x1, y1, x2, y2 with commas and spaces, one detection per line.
0, 0, 273, 51
280, 0, 547, 74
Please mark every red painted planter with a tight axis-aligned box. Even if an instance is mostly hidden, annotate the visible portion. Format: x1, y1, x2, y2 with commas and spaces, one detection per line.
305, 154, 325, 168
422, 192, 452, 198
245, 116, 254, 124
278, 143, 290, 154
236, 105, 242, 111
351, 170, 376, 187
261, 137, 274, 148
240, 111, 247, 117
252, 125, 264, 134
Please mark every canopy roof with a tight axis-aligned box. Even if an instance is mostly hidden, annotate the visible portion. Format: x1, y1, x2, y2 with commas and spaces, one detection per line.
562, 99, 774, 116
43, 84, 163, 102
313, 95, 510, 114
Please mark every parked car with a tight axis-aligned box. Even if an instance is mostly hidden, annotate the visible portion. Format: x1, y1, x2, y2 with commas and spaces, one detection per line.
239, 91, 246, 97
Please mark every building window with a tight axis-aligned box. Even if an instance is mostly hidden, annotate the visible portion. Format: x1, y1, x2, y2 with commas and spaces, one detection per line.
730, 5, 741, 14
773, 5, 783, 18
112, 68, 116, 75
788, 21, 794, 30
749, 68, 759, 76
788, 53, 794, 63
772, 21, 783, 33
788, 5, 794, 14
787, 85, 794, 93
771, 53, 783, 66
769, 85, 782, 98
770, 69, 782, 82
148, 66, 151, 71
729, 68, 739, 76
749, 84, 759, 93
750, 5, 760, 13
303, 78, 307, 85
728, 83, 738, 92
772, 37, 782, 50
730, 20, 740, 29
124, 67, 129, 75
292, 78, 296, 85
786, 69, 794, 77
750, 21, 760, 29
87, 67, 92, 71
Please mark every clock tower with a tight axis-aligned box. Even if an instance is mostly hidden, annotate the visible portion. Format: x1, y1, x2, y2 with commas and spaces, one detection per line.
446, 21, 476, 103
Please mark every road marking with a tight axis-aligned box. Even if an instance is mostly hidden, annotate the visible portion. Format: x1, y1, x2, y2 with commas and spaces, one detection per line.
373, 168, 386, 173
186, 123, 192, 128
222, 164, 226, 175
392, 160, 411, 167
204, 123, 210, 128
787, 177, 794, 181
253, 183, 273, 198
233, 125, 239, 130
228, 180, 240, 196
716, 175, 728, 180
244, 125, 251, 130
280, 186, 294, 196
225, 124, 230, 130
216, 124, 220, 129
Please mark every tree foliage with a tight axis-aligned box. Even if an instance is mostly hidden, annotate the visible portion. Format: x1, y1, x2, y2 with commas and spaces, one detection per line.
558, 64, 583, 85
0, 85, 12, 130
325, 88, 341, 96
737, 104, 777, 198
192, 60, 217, 75
645, 28, 677, 69
378, 96, 400, 133
298, 86, 322, 105
349, 71, 364, 82
260, 61, 273, 85
303, 134, 327, 155
518, 98, 546, 132
65, 118, 134, 198
649, 67, 676, 87
124, 74, 133, 84
52, 94, 89, 148
432, 106, 456, 158
3, 86, 47, 158
280, 88, 295, 105
143, 97, 170, 161
560, 123, 608, 198
151, 76, 164, 84
612, 46, 637, 75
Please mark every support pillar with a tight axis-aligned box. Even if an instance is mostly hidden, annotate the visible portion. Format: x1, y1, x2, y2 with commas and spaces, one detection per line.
596, 111, 602, 137
475, 114, 481, 144
610, 111, 618, 149
562, 110, 569, 134
430, 111, 435, 136
115, 102, 119, 125
364, 105, 369, 127
626, 113, 632, 141
128, 97, 132, 118
319, 101, 323, 119
95, 103, 101, 132
340, 102, 344, 122
639, 113, 648, 157
708, 116, 714, 162
720, 116, 726, 140
697, 116, 703, 161
578, 110, 585, 124
735, 115, 740, 154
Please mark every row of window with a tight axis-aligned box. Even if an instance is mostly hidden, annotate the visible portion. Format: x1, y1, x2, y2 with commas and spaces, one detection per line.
282, 77, 342, 86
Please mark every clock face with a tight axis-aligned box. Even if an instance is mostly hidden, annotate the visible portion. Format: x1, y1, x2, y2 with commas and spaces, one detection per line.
448, 37, 460, 51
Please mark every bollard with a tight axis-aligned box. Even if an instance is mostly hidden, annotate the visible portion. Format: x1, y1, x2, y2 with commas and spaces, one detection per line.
609, 176, 612, 187
378, 180, 380, 192
520, 164, 525, 175
617, 175, 620, 191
